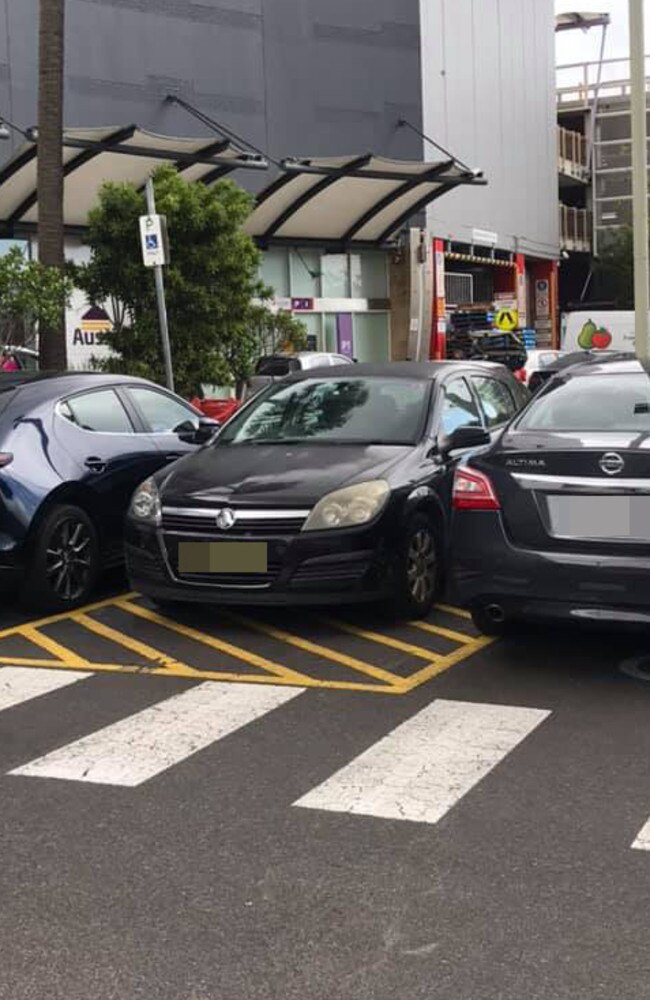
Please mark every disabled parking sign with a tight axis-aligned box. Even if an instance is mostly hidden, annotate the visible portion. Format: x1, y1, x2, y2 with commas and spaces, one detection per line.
139, 213, 169, 267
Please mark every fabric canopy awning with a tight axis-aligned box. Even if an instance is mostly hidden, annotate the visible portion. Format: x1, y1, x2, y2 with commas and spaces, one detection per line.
0, 126, 485, 248
244, 155, 485, 249
0, 125, 267, 232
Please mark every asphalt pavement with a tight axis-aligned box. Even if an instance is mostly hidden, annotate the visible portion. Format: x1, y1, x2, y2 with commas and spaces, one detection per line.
1, 584, 650, 1000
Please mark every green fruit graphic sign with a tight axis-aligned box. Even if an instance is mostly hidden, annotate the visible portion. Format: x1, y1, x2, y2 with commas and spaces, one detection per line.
578, 319, 612, 350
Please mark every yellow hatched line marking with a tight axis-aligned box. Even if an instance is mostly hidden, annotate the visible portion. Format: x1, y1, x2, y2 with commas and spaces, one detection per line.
435, 602, 472, 621
72, 613, 204, 677
410, 620, 476, 644
400, 636, 494, 691
317, 616, 441, 662
0, 654, 399, 694
19, 625, 91, 668
0, 656, 83, 668
0, 592, 139, 640
222, 610, 402, 689
113, 598, 310, 685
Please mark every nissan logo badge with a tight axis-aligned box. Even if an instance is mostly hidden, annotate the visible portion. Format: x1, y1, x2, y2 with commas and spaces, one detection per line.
215, 508, 236, 530
599, 452, 624, 476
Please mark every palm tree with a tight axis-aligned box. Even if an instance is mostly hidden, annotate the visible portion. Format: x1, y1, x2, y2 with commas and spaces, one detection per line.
37, 0, 66, 370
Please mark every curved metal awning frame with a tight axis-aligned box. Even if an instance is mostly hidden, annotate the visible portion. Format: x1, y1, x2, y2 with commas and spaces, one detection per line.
0, 125, 486, 249
244, 154, 486, 250
0, 125, 267, 236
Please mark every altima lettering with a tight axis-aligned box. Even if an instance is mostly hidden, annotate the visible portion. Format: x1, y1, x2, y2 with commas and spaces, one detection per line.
505, 458, 547, 468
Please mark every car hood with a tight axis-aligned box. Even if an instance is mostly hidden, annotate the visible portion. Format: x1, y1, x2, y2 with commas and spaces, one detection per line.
159, 442, 411, 507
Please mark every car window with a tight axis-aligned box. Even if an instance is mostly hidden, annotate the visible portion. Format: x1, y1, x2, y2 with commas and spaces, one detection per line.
127, 387, 198, 433
472, 376, 517, 428
255, 357, 296, 376
439, 377, 482, 435
60, 389, 133, 433
517, 372, 650, 432
219, 377, 430, 446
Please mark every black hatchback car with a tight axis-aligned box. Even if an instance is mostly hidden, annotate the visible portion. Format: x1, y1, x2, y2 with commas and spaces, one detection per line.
0, 372, 216, 610
126, 362, 528, 618
450, 357, 650, 633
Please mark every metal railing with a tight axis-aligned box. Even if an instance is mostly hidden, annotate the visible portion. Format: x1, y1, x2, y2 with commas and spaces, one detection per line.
558, 126, 588, 179
559, 204, 591, 252
557, 56, 650, 106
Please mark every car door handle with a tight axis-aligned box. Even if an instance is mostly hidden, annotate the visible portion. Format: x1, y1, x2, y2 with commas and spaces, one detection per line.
84, 456, 106, 473
164, 452, 183, 461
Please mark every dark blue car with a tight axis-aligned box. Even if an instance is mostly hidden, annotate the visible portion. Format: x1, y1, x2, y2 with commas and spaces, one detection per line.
0, 372, 216, 611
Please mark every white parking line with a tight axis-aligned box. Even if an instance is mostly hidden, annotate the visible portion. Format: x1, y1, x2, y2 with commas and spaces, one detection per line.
631, 819, 650, 850
0, 666, 90, 712
11, 681, 303, 787
294, 698, 550, 825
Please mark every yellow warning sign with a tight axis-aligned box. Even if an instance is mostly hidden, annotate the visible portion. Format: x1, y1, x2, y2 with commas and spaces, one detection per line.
494, 308, 518, 332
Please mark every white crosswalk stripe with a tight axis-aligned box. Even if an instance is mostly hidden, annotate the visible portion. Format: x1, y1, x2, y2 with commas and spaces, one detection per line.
0, 666, 90, 711
631, 820, 650, 851
294, 698, 550, 825
10, 681, 303, 787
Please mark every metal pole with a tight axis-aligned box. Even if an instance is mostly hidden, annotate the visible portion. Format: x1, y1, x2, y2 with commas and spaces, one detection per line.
629, 0, 650, 366
589, 22, 609, 259
145, 178, 174, 392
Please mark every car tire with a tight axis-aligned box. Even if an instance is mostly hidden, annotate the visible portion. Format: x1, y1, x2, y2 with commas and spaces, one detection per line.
470, 603, 511, 637
23, 503, 100, 612
393, 513, 442, 620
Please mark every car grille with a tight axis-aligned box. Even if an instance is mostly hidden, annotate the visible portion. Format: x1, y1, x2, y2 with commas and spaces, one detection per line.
161, 508, 308, 537
290, 554, 373, 590
174, 565, 282, 587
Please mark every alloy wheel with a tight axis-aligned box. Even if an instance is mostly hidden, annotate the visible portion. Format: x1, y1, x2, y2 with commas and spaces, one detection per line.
406, 528, 436, 605
45, 517, 93, 602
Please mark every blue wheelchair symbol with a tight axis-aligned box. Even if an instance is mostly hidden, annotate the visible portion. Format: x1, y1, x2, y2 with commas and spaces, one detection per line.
145, 234, 158, 250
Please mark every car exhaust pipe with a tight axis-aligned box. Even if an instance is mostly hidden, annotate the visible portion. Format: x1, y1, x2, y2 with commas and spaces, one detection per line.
485, 603, 506, 624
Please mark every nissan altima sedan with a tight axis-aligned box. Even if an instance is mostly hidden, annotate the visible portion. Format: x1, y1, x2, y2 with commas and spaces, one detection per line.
450, 356, 650, 633
125, 362, 528, 618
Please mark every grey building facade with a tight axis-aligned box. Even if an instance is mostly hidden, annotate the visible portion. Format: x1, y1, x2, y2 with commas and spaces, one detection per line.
0, 0, 559, 358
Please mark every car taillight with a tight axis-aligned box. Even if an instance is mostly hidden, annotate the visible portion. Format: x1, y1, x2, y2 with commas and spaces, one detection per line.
452, 467, 500, 510
514, 368, 527, 383
0, 453, 12, 468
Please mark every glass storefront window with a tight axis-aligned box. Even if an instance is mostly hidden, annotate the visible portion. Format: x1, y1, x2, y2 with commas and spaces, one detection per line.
350, 252, 388, 299
321, 254, 349, 298
353, 314, 390, 363
259, 249, 290, 298
289, 250, 320, 298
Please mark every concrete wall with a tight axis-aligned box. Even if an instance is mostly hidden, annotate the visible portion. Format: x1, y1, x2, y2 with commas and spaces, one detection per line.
419, 0, 559, 260
0, 0, 423, 190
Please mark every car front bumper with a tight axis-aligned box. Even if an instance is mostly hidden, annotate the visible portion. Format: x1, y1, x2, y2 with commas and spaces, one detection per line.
125, 518, 396, 606
450, 512, 650, 627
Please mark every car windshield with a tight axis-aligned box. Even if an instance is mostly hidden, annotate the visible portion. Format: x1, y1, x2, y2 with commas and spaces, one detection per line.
219, 377, 430, 445
517, 372, 650, 433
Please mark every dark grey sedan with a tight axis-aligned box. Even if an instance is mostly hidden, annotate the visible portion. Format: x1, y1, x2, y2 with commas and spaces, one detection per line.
450, 356, 650, 633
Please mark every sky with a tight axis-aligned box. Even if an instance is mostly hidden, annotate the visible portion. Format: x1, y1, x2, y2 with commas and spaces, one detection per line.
555, 0, 649, 78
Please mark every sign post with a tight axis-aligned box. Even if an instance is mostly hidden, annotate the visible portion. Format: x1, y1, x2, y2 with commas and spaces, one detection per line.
629, 0, 650, 366
140, 179, 174, 391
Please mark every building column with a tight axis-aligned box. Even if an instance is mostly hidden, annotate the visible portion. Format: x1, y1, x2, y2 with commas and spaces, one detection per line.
530, 259, 559, 348
430, 238, 446, 359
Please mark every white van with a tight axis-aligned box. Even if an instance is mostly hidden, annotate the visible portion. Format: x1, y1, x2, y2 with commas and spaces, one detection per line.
562, 311, 635, 354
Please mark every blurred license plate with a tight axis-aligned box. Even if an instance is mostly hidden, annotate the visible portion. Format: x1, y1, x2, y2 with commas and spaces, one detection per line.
547, 496, 650, 541
177, 541, 268, 573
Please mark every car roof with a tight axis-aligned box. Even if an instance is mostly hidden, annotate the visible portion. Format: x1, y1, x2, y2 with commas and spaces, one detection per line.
0, 370, 165, 402
287, 360, 510, 382
553, 353, 640, 377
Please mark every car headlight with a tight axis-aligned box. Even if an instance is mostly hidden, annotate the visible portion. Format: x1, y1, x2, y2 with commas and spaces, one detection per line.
302, 480, 389, 532
129, 477, 162, 525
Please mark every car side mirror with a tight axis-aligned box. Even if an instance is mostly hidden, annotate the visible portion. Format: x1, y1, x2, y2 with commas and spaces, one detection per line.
175, 417, 220, 444
438, 425, 490, 456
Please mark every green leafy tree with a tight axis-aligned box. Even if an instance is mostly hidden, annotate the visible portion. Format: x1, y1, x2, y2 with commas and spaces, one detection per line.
0, 246, 72, 348
74, 166, 306, 398
593, 227, 634, 308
